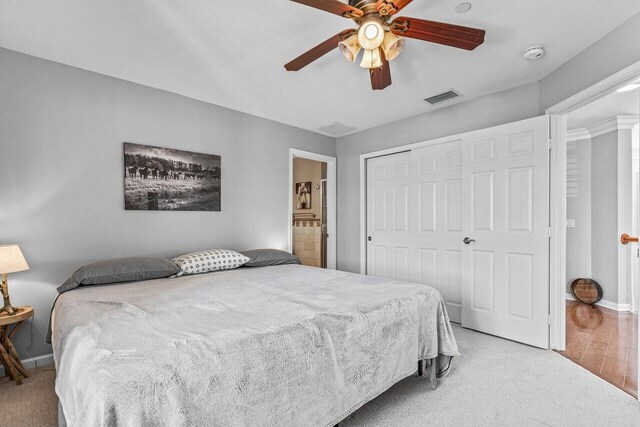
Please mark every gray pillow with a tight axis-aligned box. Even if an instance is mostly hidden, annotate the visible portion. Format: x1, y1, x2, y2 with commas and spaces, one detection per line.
58, 257, 179, 293
240, 249, 301, 267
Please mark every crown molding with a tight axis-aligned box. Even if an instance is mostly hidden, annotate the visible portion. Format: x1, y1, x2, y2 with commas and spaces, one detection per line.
588, 118, 617, 138
588, 116, 640, 138
617, 115, 640, 130
566, 128, 591, 141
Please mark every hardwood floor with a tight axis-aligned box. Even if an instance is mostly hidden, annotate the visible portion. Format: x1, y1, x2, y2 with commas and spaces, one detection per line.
558, 301, 638, 398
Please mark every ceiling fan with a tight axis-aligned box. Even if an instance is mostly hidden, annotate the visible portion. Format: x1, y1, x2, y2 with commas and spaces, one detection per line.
285, 0, 486, 90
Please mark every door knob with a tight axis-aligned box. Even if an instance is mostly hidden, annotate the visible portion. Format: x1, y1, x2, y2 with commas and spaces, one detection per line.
368, 236, 372, 242
463, 237, 476, 245
621, 233, 639, 245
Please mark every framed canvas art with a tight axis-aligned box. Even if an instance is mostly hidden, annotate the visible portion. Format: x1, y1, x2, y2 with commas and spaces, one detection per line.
123, 142, 221, 211
295, 181, 312, 210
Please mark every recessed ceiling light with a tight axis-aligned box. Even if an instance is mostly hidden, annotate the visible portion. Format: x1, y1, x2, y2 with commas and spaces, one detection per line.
617, 83, 640, 93
455, 2, 472, 14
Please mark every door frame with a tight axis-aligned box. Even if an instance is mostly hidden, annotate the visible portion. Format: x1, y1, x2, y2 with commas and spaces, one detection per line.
546, 60, 640, 351
288, 148, 337, 269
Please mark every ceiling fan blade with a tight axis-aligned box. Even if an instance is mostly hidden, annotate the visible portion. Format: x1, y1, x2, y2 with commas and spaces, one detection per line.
370, 49, 392, 90
376, 0, 413, 16
290, 0, 363, 19
285, 29, 356, 71
390, 17, 485, 50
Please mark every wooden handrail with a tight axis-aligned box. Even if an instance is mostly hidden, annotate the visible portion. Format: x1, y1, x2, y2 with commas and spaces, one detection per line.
621, 233, 639, 245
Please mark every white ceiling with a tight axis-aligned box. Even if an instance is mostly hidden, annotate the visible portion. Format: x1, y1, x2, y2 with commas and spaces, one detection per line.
567, 87, 640, 130
1, 1, 639, 137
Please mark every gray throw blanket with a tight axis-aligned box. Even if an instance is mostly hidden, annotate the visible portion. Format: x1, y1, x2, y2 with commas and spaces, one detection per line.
52, 265, 459, 426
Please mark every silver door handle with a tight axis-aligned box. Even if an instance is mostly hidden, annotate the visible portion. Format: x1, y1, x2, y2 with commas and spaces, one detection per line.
463, 237, 476, 245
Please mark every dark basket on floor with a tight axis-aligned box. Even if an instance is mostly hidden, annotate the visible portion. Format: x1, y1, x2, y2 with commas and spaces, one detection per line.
569, 278, 603, 305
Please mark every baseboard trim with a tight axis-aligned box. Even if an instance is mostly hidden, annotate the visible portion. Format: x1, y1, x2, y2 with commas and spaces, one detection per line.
0, 353, 54, 376
566, 293, 631, 312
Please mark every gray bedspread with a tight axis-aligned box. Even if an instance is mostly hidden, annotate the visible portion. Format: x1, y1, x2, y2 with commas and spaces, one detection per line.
52, 265, 459, 427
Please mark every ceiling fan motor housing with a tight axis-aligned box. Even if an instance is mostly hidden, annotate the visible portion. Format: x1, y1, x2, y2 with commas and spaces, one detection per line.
349, 0, 378, 7
349, 0, 384, 16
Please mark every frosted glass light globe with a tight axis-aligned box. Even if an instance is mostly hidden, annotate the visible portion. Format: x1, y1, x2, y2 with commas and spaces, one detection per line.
358, 19, 384, 50
364, 24, 379, 40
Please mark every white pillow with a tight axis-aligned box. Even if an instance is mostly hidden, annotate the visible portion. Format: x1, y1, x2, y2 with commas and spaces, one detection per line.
172, 249, 250, 277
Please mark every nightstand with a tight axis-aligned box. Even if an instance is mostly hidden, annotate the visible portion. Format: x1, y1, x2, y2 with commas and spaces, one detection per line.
0, 306, 33, 385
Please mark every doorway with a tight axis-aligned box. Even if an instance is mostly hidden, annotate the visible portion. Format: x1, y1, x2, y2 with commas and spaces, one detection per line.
288, 149, 336, 269
560, 84, 639, 397
292, 158, 326, 267
547, 63, 640, 398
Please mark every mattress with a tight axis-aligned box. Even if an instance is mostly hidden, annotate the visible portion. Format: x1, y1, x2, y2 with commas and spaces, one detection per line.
52, 265, 459, 426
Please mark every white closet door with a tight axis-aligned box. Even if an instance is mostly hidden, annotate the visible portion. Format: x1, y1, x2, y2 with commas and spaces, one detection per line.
411, 139, 464, 322
365, 116, 550, 348
461, 116, 550, 348
366, 151, 413, 281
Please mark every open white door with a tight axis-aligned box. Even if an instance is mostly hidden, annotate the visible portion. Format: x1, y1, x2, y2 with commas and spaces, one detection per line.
460, 116, 550, 348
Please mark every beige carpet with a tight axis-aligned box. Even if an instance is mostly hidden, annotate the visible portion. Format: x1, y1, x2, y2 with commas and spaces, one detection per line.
0, 365, 57, 427
342, 325, 640, 426
2, 326, 639, 426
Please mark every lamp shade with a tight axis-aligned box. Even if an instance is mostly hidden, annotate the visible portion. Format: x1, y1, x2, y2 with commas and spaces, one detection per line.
360, 48, 382, 69
0, 245, 30, 274
382, 32, 405, 61
338, 34, 361, 63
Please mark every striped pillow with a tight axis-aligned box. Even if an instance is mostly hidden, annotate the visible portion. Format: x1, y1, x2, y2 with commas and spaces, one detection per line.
172, 249, 249, 277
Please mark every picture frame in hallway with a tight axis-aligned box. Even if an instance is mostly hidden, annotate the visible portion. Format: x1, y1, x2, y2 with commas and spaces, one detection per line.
123, 142, 221, 211
295, 181, 312, 210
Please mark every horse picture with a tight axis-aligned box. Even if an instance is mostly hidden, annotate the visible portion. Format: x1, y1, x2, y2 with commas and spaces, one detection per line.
295, 182, 312, 210
123, 142, 221, 211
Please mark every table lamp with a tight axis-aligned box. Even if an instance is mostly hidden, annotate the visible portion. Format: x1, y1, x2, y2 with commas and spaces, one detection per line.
0, 244, 30, 316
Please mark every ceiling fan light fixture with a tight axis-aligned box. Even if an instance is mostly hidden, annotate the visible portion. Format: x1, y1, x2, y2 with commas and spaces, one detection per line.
284, 1, 487, 91
382, 32, 405, 61
359, 48, 382, 69
358, 18, 385, 50
338, 33, 361, 63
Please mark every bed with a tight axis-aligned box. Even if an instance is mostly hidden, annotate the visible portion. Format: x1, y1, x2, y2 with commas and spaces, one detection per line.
52, 264, 459, 426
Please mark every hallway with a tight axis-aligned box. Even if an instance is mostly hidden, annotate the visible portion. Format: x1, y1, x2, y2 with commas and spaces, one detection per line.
559, 301, 638, 397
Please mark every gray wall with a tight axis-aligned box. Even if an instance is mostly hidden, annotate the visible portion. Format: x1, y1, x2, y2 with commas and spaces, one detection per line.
590, 131, 620, 302
539, 13, 640, 112
0, 48, 335, 359
566, 137, 592, 287
335, 82, 541, 272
